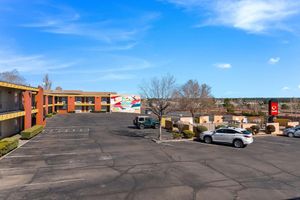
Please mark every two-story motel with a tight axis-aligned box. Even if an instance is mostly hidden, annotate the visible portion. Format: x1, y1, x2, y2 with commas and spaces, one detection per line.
0, 81, 141, 139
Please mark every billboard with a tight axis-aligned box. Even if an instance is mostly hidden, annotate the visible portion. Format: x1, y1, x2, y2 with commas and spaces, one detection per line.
269, 100, 279, 116
110, 95, 141, 113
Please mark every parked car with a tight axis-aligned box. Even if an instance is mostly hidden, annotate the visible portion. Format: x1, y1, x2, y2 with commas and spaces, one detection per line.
133, 116, 160, 129
199, 127, 253, 148
283, 126, 300, 137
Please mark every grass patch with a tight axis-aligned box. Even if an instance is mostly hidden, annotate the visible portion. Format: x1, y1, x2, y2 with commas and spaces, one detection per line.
21, 125, 44, 140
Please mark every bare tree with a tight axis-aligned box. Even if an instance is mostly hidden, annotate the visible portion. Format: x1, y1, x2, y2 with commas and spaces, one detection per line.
140, 74, 176, 140
176, 80, 214, 119
0, 69, 26, 85
42, 74, 52, 90
55, 86, 63, 91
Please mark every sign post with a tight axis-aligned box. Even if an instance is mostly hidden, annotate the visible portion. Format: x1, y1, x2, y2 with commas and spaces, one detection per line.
268, 99, 279, 122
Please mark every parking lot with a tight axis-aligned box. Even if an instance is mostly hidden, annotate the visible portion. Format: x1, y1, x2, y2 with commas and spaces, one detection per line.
1, 113, 300, 200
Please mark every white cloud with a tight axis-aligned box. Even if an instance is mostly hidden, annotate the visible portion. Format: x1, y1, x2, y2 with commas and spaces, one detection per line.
298, 85, 300, 89
163, 0, 300, 33
0, 50, 75, 74
215, 63, 232, 69
282, 86, 290, 91
21, 6, 159, 44
268, 57, 280, 64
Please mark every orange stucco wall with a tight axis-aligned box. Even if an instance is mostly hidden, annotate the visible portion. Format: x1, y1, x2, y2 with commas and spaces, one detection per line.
67, 96, 75, 112
23, 90, 32, 129
95, 96, 101, 111
36, 87, 44, 125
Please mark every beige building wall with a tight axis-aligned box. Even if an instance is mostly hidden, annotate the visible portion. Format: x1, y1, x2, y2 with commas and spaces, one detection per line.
180, 117, 193, 124
288, 122, 299, 127
241, 123, 257, 129
0, 118, 22, 139
232, 116, 246, 123
213, 115, 223, 123
199, 116, 209, 124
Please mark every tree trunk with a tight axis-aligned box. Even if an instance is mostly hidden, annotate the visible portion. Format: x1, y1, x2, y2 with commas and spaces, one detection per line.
159, 124, 162, 140
158, 116, 162, 140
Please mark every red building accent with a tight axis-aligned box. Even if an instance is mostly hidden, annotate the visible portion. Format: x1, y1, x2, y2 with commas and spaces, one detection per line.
23, 91, 32, 129
45, 95, 48, 115
67, 96, 75, 112
36, 87, 44, 125
95, 96, 101, 112
52, 96, 55, 113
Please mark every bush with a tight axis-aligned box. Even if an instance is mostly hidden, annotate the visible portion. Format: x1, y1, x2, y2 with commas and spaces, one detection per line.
172, 132, 183, 139
21, 125, 44, 140
250, 125, 260, 134
246, 128, 253, 133
266, 125, 276, 134
0, 136, 19, 157
195, 125, 208, 138
46, 113, 53, 118
183, 130, 195, 139
286, 125, 294, 129
274, 118, 290, 127
216, 124, 226, 129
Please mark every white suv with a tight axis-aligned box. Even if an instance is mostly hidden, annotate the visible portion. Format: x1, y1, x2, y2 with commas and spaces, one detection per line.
199, 127, 253, 148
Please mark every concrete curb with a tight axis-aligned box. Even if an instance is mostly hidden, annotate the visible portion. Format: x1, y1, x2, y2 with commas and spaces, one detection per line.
152, 138, 195, 143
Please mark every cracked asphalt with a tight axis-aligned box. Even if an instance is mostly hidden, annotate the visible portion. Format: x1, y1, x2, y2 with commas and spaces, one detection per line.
1, 113, 300, 200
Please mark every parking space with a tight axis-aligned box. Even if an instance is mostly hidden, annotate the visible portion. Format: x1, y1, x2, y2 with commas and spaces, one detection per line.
0, 113, 300, 200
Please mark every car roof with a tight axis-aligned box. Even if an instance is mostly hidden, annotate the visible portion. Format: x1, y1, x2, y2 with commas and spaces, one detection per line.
218, 127, 246, 132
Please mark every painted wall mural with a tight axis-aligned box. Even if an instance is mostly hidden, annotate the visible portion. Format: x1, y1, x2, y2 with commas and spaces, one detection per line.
110, 95, 141, 113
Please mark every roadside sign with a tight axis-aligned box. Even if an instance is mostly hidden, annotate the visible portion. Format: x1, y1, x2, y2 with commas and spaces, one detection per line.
269, 99, 279, 116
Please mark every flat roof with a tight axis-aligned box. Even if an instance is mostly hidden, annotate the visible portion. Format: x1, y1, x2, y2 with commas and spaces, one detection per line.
45, 90, 117, 96
0, 81, 39, 91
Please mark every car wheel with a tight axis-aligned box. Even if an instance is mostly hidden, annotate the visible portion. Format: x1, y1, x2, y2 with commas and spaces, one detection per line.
288, 132, 294, 138
204, 136, 212, 144
139, 124, 145, 129
233, 139, 244, 148
154, 124, 159, 129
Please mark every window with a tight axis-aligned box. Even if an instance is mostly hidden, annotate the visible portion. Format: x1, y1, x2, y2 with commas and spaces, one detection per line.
225, 129, 239, 134
216, 129, 225, 133
138, 118, 145, 122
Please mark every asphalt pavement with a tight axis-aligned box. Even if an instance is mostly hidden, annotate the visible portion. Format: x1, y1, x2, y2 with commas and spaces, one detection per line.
1, 113, 300, 200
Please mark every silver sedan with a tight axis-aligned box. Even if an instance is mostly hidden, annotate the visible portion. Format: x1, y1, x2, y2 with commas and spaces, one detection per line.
283, 126, 300, 138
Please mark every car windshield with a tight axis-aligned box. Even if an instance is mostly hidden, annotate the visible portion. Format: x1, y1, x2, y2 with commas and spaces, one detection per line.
242, 130, 252, 135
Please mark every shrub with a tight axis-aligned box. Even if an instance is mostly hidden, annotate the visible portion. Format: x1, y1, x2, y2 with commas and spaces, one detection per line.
172, 132, 183, 139
246, 128, 253, 133
0, 136, 19, 157
250, 125, 260, 134
216, 124, 226, 129
286, 125, 294, 129
46, 113, 53, 118
195, 125, 208, 138
21, 125, 44, 140
274, 118, 290, 127
183, 130, 195, 139
228, 124, 239, 128
197, 125, 208, 133
266, 125, 276, 134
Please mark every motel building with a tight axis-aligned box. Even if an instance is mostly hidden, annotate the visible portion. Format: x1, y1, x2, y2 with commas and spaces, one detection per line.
0, 81, 141, 139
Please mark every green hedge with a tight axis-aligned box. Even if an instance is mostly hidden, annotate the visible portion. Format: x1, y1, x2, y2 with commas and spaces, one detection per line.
21, 125, 44, 140
0, 136, 19, 157
46, 113, 53, 118
183, 130, 195, 139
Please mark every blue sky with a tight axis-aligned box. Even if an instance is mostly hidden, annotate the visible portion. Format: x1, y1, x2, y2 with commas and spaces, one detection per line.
1, 0, 300, 97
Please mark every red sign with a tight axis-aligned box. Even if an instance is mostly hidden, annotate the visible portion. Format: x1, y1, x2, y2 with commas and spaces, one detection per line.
269, 101, 279, 116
